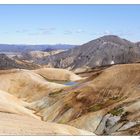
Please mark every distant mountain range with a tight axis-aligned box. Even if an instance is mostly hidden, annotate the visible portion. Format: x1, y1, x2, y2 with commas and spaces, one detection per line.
0, 44, 75, 52
2, 35, 140, 70
39, 35, 140, 70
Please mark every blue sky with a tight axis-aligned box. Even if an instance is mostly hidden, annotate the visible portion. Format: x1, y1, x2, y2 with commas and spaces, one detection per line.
0, 5, 140, 45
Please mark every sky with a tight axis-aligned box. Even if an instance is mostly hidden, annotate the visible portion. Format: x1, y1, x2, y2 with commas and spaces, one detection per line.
0, 5, 140, 45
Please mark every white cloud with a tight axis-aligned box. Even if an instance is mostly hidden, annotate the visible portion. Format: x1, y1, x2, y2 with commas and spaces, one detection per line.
39, 27, 56, 35
15, 29, 29, 33
64, 28, 85, 35
75, 29, 85, 33
28, 27, 56, 36
103, 30, 112, 35
64, 30, 73, 35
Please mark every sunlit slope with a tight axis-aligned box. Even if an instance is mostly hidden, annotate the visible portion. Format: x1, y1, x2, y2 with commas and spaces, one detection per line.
0, 69, 66, 102
0, 90, 39, 119
33, 68, 82, 81
0, 64, 140, 135
30, 64, 140, 135
0, 112, 94, 135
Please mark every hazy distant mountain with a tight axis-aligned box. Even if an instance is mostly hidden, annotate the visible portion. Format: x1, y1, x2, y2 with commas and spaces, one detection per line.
0, 54, 39, 70
136, 42, 140, 47
20, 50, 65, 62
0, 44, 75, 52
40, 35, 140, 70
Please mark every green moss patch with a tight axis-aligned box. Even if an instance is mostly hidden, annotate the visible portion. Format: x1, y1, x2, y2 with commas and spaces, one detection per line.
49, 89, 63, 97
88, 104, 103, 112
109, 108, 124, 116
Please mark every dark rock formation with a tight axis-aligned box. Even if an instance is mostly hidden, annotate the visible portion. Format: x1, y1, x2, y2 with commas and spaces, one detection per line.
40, 35, 140, 70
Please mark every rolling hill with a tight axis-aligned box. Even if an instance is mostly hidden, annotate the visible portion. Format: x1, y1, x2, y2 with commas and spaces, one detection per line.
0, 62, 140, 135
0, 67, 94, 135
28, 64, 140, 135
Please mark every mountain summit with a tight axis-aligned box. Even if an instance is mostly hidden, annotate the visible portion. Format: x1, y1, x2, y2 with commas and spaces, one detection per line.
41, 35, 140, 70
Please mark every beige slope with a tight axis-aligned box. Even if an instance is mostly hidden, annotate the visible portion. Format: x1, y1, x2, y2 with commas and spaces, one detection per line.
30, 64, 140, 135
2, 63, 140, 135
33, 68, 82, 81
0, 112, 94, 135
27, 50, 64, 59
0, 83, 94, 135
0, 69, 66, 102
0, 90, 38, 119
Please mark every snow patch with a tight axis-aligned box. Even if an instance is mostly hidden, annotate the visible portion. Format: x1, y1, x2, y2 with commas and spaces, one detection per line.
111, 60, 114, 65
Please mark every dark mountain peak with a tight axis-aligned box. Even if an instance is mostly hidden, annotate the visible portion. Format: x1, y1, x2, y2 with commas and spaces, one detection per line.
83, 35, 135, 49
40, 35, 140, 69
100, 35, 120, 39
98, 35, 132, 44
